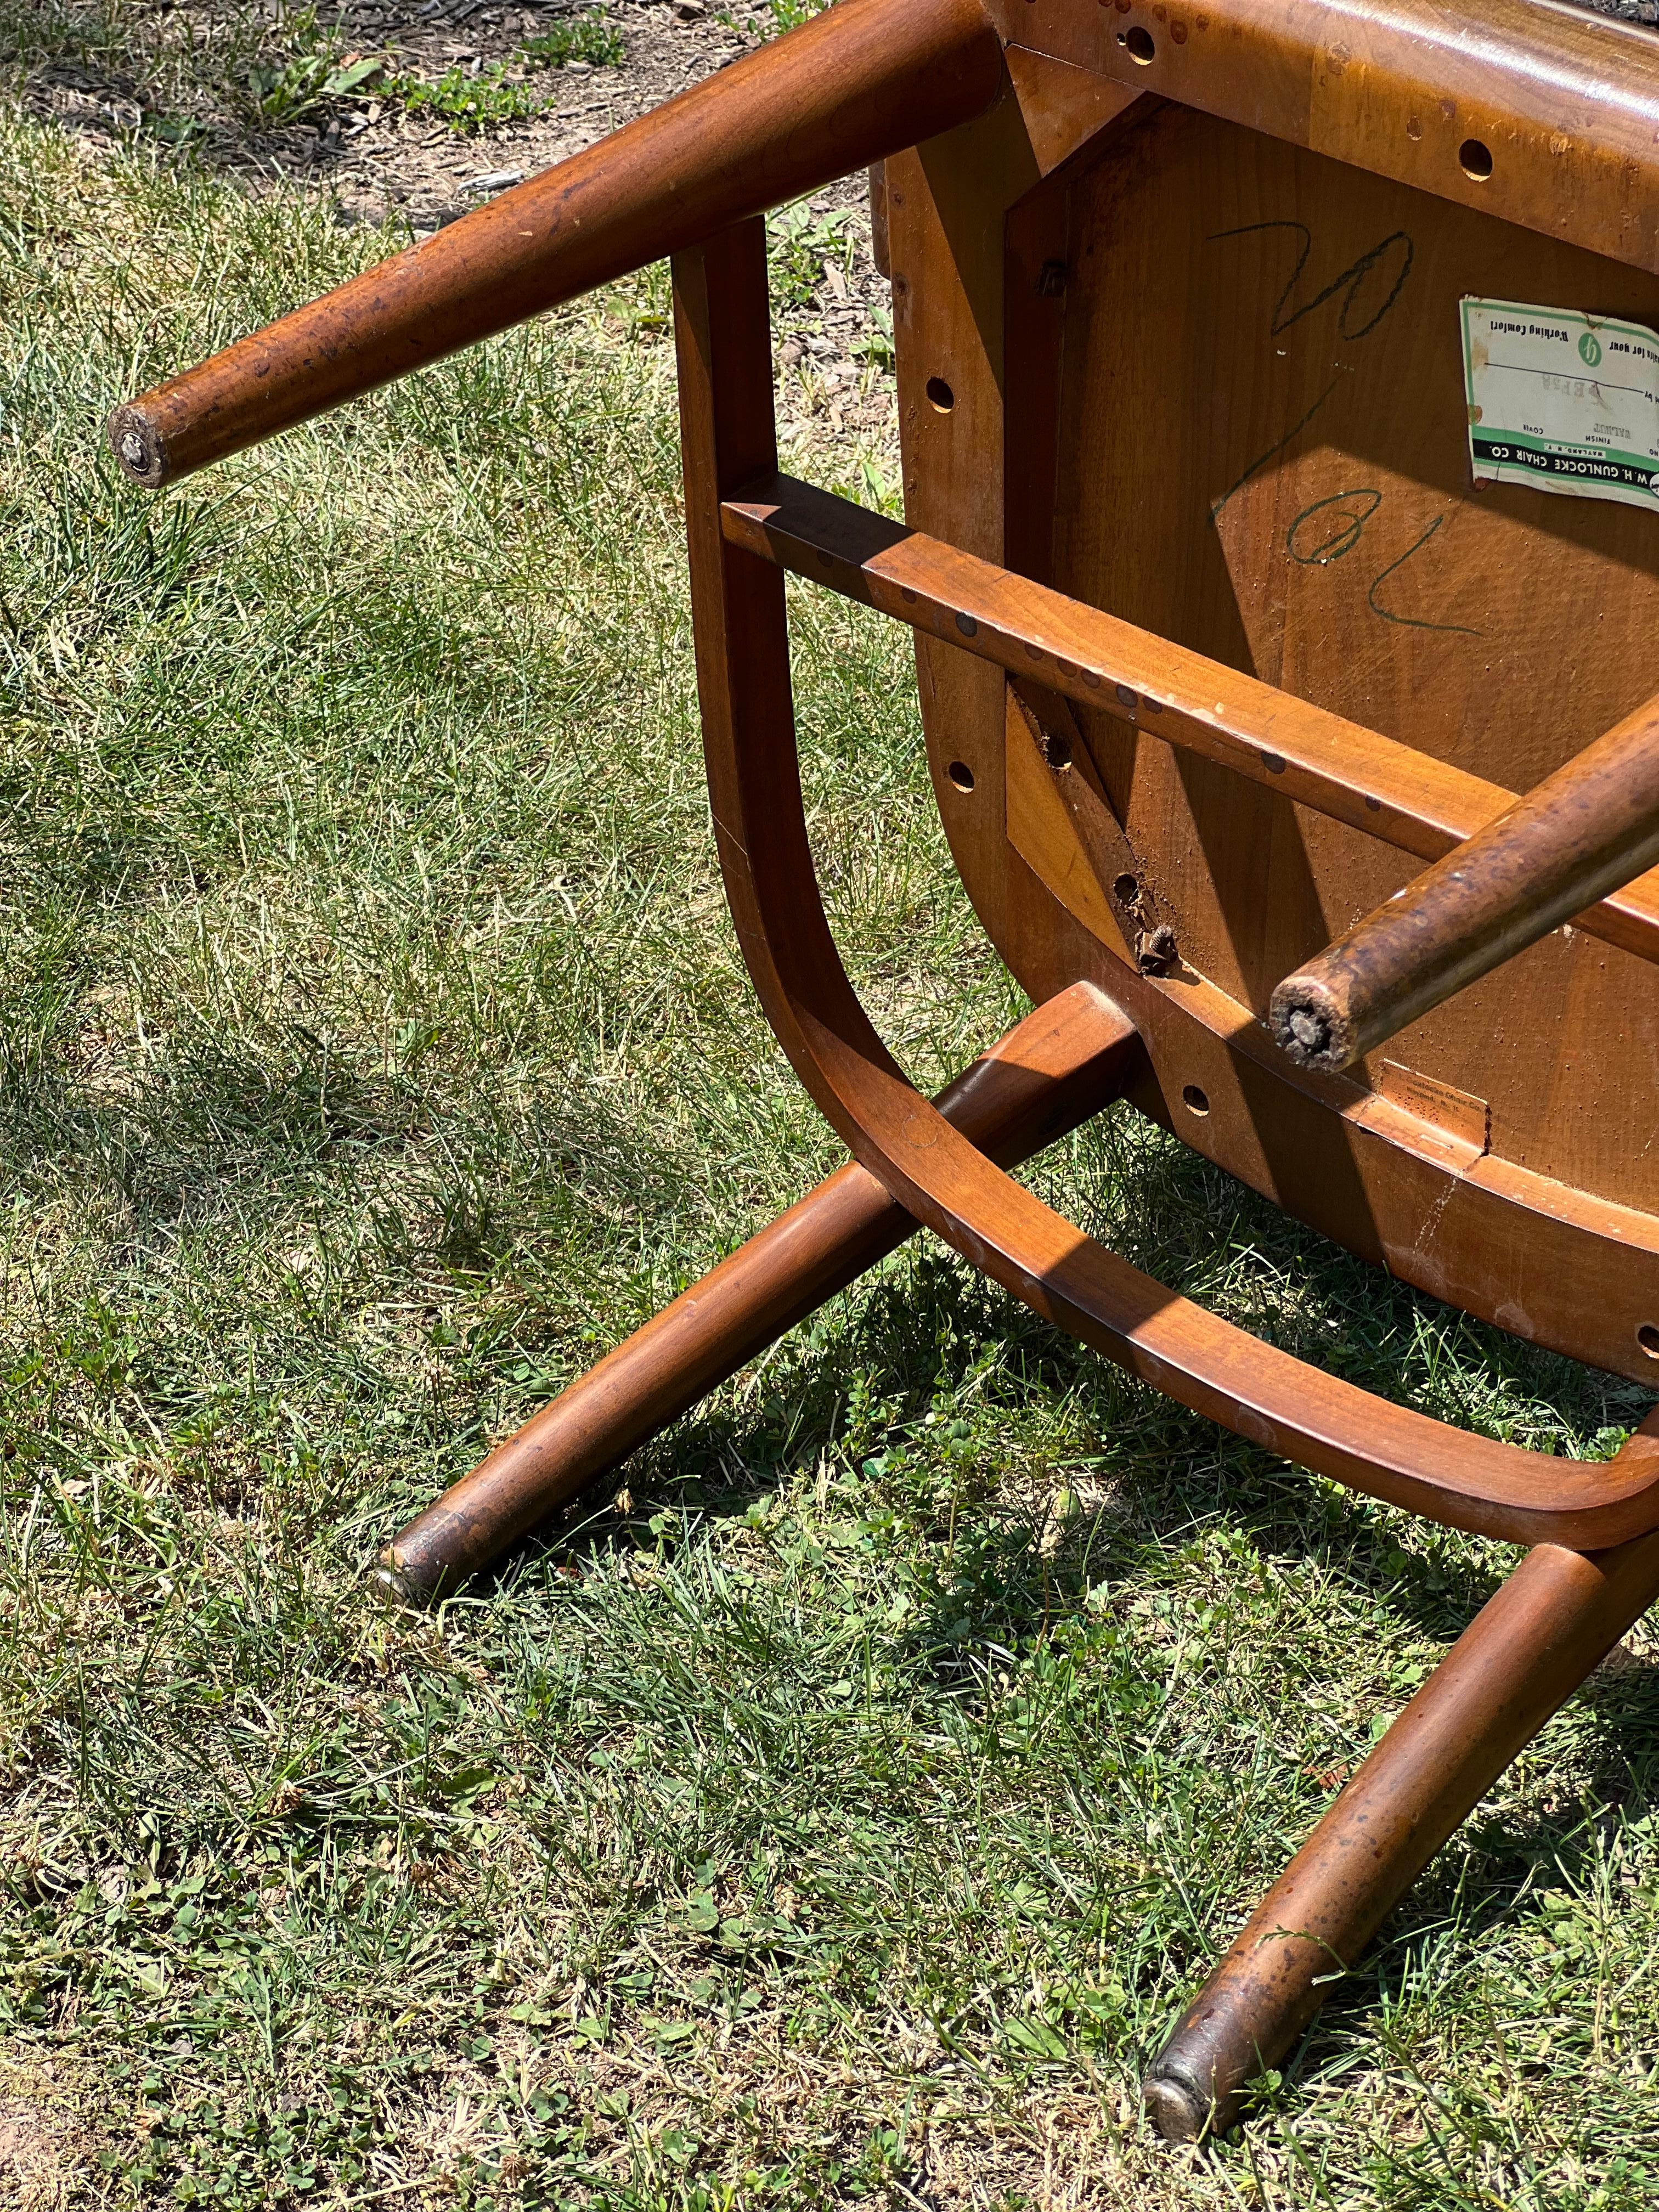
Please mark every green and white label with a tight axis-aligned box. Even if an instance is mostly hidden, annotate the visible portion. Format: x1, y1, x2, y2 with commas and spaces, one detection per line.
1460, 297, 1659, 515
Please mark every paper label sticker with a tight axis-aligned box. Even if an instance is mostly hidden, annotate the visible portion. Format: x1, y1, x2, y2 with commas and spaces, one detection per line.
1460, 297, 1659, 515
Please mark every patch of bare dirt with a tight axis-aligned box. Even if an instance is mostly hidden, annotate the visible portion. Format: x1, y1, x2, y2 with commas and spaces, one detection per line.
0, 2068, 97, 2211
19, 0, 894, 457
26, 3, 762, 223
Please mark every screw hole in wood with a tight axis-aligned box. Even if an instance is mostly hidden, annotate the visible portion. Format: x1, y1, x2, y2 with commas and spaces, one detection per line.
1182, 1084, 1210, 1117
1459, 138, 1493, 180
926, 375, 955, 412
947, 759, 975, 792
1123, 25, 1155, 61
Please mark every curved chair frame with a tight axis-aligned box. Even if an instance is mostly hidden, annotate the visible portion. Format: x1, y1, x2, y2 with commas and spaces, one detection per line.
675, 217, 1659, 1554
670, 213, 1659, 2137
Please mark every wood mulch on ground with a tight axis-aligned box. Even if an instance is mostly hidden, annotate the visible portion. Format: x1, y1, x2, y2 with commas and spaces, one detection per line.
18, 0, 895, 453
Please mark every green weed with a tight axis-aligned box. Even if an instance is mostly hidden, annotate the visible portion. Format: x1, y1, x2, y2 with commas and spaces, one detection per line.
391, 61, 540, 135
389, 15, 625, 134
769, 201, 856, 310
715, 0, 830, 46
246, 49, 382, 127
851, 303, 896, 373
0, 0, 307, 133
766, 0, 831, 31
522, 13, 628, 71
744, 0, 833, 38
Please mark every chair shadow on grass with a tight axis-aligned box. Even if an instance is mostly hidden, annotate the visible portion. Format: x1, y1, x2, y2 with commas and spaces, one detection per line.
462, 1126, 1659, 2103
487, 1115, 1659, 1628
500, 1119, 1657, 1617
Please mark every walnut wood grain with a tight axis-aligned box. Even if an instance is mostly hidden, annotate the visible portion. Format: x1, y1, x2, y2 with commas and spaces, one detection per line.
678, 219, 1659, 1554
1033, 101, 1659, 1206
987, 0, 1659, 270
1000, 693, 1659, 1391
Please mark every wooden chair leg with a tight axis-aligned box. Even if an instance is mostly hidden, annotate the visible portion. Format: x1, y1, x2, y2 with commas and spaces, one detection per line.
374, 983, 1141, 1602
1143, 1437, 1659, 2142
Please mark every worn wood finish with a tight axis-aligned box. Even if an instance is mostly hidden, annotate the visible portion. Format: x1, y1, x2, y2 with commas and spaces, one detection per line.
675, 220, 1659, 1554
986, 0, 1659, 270
720, 475, 1659, 973
1146, 1425, 1659, 2136
721, 472, 1659, 1386
887, 88, 1659, 1288
1001, 703, 1659, 1389
885, 107, 1028, 986
1019, 100, 1659, 1214
1271, 688, 1659, 1070
894, 28, 1659, 2126
378, 983, 1144, 1602
109, 0, 1659, 2141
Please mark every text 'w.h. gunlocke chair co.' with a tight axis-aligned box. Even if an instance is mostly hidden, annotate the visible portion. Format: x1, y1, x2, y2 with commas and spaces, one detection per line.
109, 0, 1659, 2140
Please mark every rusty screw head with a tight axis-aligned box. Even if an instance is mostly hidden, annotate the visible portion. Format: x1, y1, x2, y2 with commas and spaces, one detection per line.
1137, 924, 1178, 974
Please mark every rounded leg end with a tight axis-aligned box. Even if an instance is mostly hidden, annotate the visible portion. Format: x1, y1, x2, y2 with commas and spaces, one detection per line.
1142, 2069, 1213, 2143
370, 1550, 445, 1609
107, 405, 170, 490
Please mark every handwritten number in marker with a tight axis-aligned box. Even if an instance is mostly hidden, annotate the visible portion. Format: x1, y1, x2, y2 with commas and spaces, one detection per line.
1285, 488, 1383, 566
1207, 220, 1472, 632
1211, 376, 1342, 521
1206, 225, 1414, 520
1365, 516, 1481, 636
1207, 221, 1415, 342
1283, 490, 1480, 635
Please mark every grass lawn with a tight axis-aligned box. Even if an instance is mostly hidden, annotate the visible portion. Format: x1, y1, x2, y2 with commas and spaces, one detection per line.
3, 83, 1659, 2212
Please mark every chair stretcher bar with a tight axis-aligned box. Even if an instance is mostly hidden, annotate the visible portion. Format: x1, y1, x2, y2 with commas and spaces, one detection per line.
379, 984, 1143, 1602
719, 474, 1659, 975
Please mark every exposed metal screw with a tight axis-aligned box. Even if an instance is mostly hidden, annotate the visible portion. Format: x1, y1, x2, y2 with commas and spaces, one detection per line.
1137, 925, 1178, 974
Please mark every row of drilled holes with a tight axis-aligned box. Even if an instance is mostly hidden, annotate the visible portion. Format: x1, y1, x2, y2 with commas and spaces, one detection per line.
918, 145, 1659, 1346
1100, 21, 1498, 180
941, 791, 1659, 1358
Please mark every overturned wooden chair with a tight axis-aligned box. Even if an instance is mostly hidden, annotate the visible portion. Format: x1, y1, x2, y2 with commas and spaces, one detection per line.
110, 0, 1659, 2140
